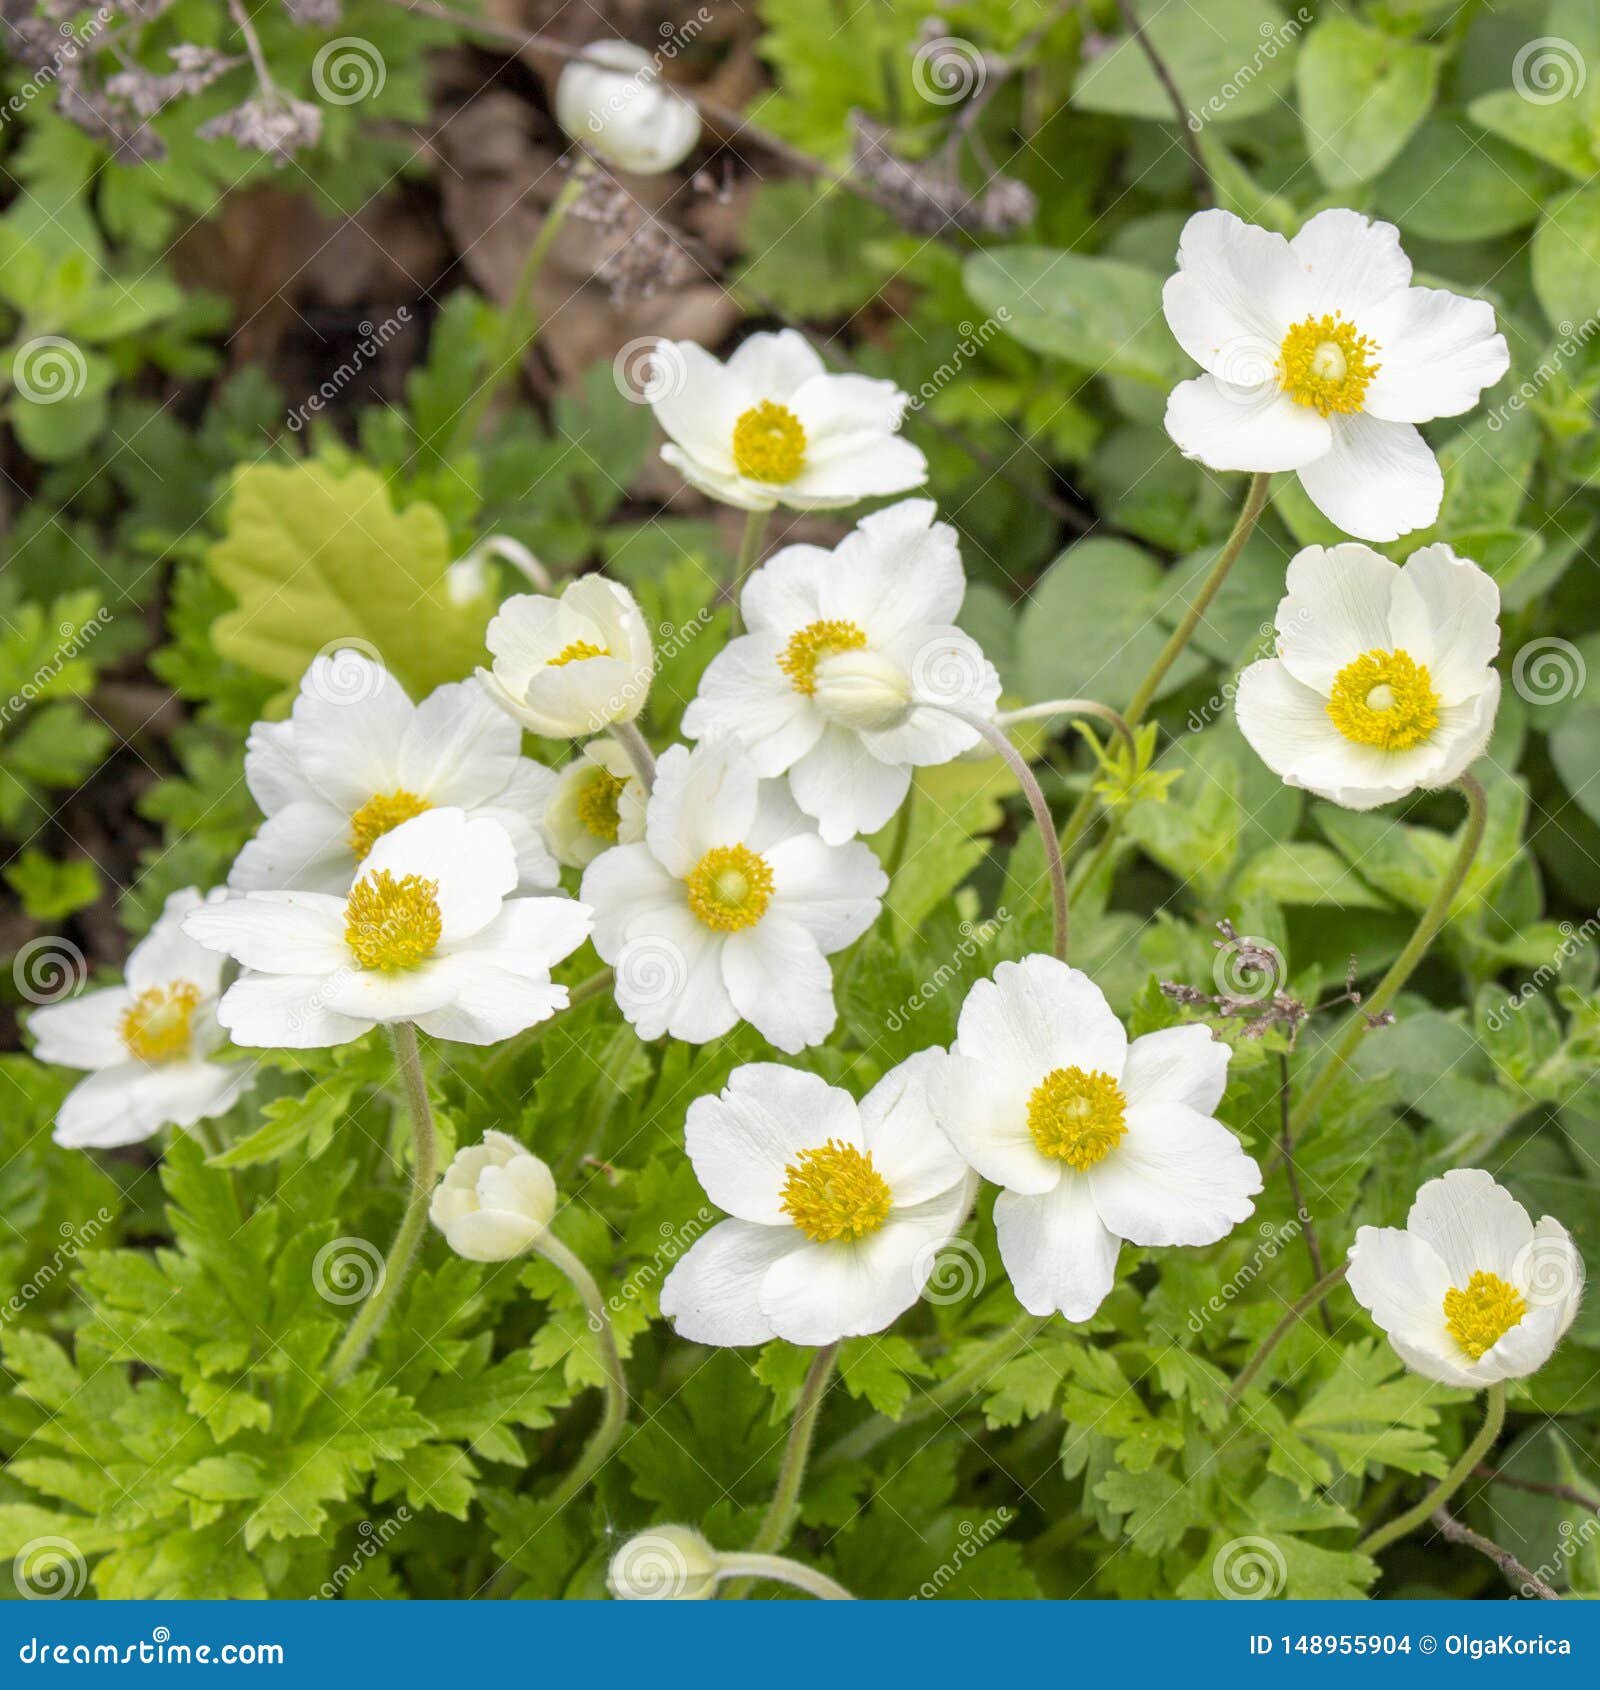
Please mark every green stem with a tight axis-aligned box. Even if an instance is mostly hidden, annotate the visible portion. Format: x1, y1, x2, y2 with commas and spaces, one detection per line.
1230, 1263, 1347, 1401
1286, 771, 1487, 1145
452, 155, 594, 450
729, 508, 770, 635
713, 1553, 854, 1600
328, 1023, 439, 1384
1358, 1383, 1507, 1558
611, 719, 657, 790
535, 1234, 630, 1512
996, 698, 1137, 761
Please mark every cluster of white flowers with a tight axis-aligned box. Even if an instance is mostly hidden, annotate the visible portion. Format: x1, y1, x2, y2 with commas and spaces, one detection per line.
25, 195, 1581, 1409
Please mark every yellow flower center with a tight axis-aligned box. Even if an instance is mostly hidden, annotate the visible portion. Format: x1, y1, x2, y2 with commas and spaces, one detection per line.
344, 870, 443, 971
685, 843, 774, 932
548, 639, 610, 668
1027, 1066, 1128, 1170
780, 1140, 893, 1243
1443, 1270, 1527, 1362
778, 618, 869, 696
576, 767, 629, 843
1325, 648, 1440, 751
1277, 313, 1381, 415
731, 400, 806, 483
348, 788, 432, 862
121, 981, 202, 1063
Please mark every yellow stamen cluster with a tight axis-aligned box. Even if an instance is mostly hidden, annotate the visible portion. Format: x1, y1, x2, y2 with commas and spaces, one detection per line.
1277, 313, 1381, 415
348, 788, 432, 862
732, 400, 806, 483
778, 618, 869, 696
1027, 1066, 1128, 1170
780, 1140, 893, 1243
344, 870, 443, 971
1326, 648, 1440, 751
684, 844, 774, 932
576, 768, 629, 843
1443, 1270, 1527, 1361
121, 981, 203, 1064
548, 639, 610, 668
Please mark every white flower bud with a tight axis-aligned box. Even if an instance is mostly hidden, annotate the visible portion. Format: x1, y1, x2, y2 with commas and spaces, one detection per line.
812, 648, 913, 730
429, 1131, 557, 1262
555, 41, 701, 176
607, 1526, 720, 1600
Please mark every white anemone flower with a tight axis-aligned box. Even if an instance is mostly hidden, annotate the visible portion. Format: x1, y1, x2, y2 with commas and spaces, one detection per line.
649, 329, 927, 512
1347, 1170, 1583, 1388
660, 1057, 977, 1346
579, 738, 886, 1052
230, 650, 558, 896
682, 500, 1000, 842
28, 888, 254, 1149
1236, 542, 1500, 811
430, 1131, 558, 1262
930, 957, 1261, 1320
554, 40, 701, 175
542, 738, 649, 869
478, 575, 655, 739
185, 809, 592, 1048
1162, 208, 1509, 542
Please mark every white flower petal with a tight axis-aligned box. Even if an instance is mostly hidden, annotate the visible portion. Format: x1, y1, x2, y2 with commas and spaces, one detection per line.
182, 891, 349, 975
397, 678, 521, 807
126, 888, 229, 997
1290, 208, 1411, 317
725, 328, 826, 399
243, 718, 314, 813
461, 895, 592, 976
472, 758, 563, 891
757, 1221, 923, 1345
646, 740, 761, 877
925, 1050, 1059, 1196
29, 986, 133, 1070
783, 436, 928, 507
953, 956, 1127, 1085
764, 831, 886, 951
824, 499, 964, 633
739, 543, 831, 634
1277, 542, 1400, 693
580, 843, 683, 957
721, 916, 836, 1053
227, 801, 353, 894
53, 1060, 251, 1149
858, 1047, 973, 1205
1120, 1025, 1230, 1116
649, 340, 746, 473
1385, 544, 1501, 706
1361, 288, 1509, 423
1347, 1223, 1454, 1346
1162, 208, 1310, 367
216, 972, 372, 1049
1297, 413, 1442, 543
995, 1176, 1120, 1321
787, 725, 911, 843
409, 962, 569, 1045
359, 809, 516, 943
660, 1218, 802, 1347
1407, 1168, 1534, 1284
1088, 1102, 1261, 1248
1165, 374, 1332, 473
659, 445, 777, 512
1478, 1301, 1567, 1383
681, 634, 823, 774
290, 656, 414, 810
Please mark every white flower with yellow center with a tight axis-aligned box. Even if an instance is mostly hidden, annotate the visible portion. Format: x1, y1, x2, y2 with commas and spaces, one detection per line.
542, 738, 648, 868
230, 651, 558, 896
478, 575, 655, 739
185, 810, 592, 1048
579, 737, 886, 1052
929, 957, 1261, 1320
682, 500, 1000, 842
649, 329, 927, 512
1162, 208, 1509, 542
430, 1131, 558, 1262
1236, 542, 1500, 811
1347, 1170, 1582, 1388
659, 1057, 977, 1346
28, 888, 253, 1149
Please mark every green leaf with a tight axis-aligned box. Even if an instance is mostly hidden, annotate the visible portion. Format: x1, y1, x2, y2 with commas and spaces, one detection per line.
1377, 116, 1555, 241
1297, 19, 1439, 189
3, 850, 99, 920
1532, 183, 1600, 332
206, 462, 492, 701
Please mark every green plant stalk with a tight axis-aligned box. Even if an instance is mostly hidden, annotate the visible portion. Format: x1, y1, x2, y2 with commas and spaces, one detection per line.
1286, 770, 1488, 1144
535, 1234, 630, 1512
1229, 1263, 1348, 1401
1358, 1382, 1507, 1557
713, 1553, 854, 1600
996, 698, 1137, 761
725, 1343, 838, 1597
1056, 469, 1272, 860
452, 155, 594, 450
611, 719, 658, 790
328, 1022, 439, 1384
729, 508, 770, 635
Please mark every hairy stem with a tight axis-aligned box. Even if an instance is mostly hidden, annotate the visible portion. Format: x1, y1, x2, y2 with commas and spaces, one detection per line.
995, 698, 1137, 761
713, 1553, 855, 1600
611, 719, 657, 791
728, 508, 770, 635
1230, 1263, 1347, 1401
328, 1023, 439, 1384
1360, 1384, 1507, 1558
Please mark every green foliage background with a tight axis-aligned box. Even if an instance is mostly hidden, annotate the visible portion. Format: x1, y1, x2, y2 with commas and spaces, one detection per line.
0, 0, 1598, 1602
